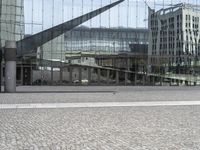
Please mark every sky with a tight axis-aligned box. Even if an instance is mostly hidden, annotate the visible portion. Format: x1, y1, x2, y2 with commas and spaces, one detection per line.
24, 0, 200, 34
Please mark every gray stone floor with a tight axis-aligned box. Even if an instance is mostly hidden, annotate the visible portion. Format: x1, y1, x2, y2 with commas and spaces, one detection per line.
0, 86, 200, 104
0, 86, 200, 149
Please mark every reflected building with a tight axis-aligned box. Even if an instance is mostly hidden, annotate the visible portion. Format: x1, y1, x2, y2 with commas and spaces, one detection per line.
65, 27, 148, 54
148, 3, 200, 74
41, 27, 148, 62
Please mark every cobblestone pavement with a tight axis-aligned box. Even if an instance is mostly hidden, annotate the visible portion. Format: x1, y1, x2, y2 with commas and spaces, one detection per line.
0, 86, 200, 149
0, 106, 200, 150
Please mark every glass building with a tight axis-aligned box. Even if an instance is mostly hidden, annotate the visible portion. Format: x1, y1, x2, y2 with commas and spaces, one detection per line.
0, 0, 24, 47
41, 27, 148, 61
65, 27, 148, 53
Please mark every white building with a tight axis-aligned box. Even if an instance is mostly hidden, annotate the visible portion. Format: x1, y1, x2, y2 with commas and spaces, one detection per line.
148, 3, 200, 73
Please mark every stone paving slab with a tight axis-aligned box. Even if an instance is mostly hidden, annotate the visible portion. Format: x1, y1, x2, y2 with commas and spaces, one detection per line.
0, 86, 200, 104
0, 106, 200, 150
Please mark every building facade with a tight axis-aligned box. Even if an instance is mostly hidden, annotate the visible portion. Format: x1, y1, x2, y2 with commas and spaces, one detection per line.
41, 27, 148, 61
148, 3, 200, 74
65, 27, 148, 54
0, 0, 24, 47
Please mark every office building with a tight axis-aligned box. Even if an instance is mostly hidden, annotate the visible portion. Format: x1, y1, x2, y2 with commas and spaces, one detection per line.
148, 3, 200, 74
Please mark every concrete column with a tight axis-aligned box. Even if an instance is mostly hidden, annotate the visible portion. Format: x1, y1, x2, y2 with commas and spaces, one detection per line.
160, 77, 163, 86
0, 48, 2, 93
69, 66, 73, 84
30, 63, 33, 85
142, 75, 145, 86
21, 65, 24, 85
98, 68, 101, 85
185, 80, 188, 86
176, 79, 180, 86
116, 71, 119, 85
79, 67, 82, 84
4, 41, 16, 93
107, 70, 110, 85
134, 74, 137, 86
152, 76, 155, 86
127, 58, 130, 71
60, 67, 63, 84
125, 72, 128, 86
88, 68, 91, 84
51, 67, 53, 85
170, 78, 172, 86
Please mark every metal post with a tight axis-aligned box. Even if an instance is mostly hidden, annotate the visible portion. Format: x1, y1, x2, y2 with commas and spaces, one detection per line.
4, 41, 16, 93
0, 48, 2, 93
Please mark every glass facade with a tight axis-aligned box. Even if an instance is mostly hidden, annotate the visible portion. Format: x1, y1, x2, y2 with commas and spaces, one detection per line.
65, 27, 148, 53
41, 27, 148, 62
0, 0, 24, 47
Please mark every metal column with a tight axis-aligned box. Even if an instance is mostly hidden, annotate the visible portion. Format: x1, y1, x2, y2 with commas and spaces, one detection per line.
4, 41, 16, 93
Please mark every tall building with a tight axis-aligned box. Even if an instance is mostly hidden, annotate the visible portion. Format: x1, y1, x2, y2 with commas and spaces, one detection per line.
0, 0, 24, 47
148, 3, 200, 74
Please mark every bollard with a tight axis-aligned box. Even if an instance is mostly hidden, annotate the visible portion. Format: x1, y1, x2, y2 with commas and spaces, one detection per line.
4, 41, 16, 93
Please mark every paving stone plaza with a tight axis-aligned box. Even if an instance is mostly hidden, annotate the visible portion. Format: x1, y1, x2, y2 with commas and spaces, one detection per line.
0, 86, 200, 149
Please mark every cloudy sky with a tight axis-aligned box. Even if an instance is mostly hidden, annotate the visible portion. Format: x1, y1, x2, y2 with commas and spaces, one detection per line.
24, 0, 199, 34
